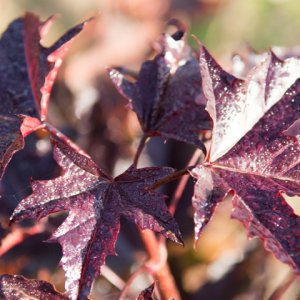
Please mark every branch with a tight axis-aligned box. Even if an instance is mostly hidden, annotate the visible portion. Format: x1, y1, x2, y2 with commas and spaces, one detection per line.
118, 265, 151, 300
140, 149, 203, 299
138, 229, 181, 300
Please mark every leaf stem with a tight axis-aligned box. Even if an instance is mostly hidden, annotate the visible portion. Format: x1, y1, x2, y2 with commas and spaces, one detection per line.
119, 229, 180, 300
151, 165, 195, 190
149, 150, 202, 299
133, 134, 148, 167
45, 122, 91, 158
169, 149, 202, 216
118, 265, 150, 300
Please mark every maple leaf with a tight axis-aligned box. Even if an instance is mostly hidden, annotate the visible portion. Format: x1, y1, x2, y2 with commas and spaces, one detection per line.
109, 29, 210, 153
0, 13, 87, 179
0, 274, 67, 300
11, 139, 182, 300
231, 45, 300, 79
136, 283, 155, 300
191, 44, 300, 272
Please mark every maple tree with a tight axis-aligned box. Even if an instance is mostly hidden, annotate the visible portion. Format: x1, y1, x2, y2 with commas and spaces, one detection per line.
0, 10, 299, 300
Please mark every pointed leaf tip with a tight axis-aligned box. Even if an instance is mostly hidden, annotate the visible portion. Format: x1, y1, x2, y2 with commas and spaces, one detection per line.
0, 13, 91, 179
12, 143, 182, 299
136, 283, 155, 300
193, 46, 300, 273
110, 29, 211, 150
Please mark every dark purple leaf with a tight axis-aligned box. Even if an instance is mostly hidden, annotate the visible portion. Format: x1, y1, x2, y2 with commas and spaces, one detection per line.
11, 139, 182, 300
0, 13, 87, 179
0, 116, 23, 179
110, 30, 210, 153
0, 274, 67, 300
192, 44, 300, 272
136, 283, 155, 300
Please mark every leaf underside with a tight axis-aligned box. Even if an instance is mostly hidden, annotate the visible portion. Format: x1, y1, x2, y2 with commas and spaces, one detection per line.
11, 139, 182, 300
192, 45, 300, 272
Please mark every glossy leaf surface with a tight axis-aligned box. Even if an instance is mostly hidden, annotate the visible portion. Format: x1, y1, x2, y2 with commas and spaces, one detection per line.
192, 45, 300, 272
110, 31, 210, 153
0, 13, 86, 179
11, 139, 182, 300
0, 274, 67, 300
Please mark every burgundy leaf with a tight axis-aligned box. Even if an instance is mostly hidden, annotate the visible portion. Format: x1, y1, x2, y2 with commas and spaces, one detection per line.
11, 139, 182, 300
136, 283, 155, 300
0, 274, 67, 300
0, 116, 23, 179
110, 30, 210, 153
0, 13, 87, 179
192, 45, 300, 272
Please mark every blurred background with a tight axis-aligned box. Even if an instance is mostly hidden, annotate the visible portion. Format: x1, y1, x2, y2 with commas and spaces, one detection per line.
0, 0, 300, 299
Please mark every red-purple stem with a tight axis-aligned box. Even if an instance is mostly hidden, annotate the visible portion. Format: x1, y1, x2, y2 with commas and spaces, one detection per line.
138, 229, 181, 300
118, 266, 152, 300
169, 149, 202, 215
45, 122, 91, 158
151, 165, 195, 190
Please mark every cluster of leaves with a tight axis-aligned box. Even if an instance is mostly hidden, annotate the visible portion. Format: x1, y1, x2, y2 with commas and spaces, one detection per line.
0, 12, 299, 300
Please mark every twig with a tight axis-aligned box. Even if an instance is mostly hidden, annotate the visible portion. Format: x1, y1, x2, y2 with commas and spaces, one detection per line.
138, 229, 181, 300
138, 151, 202, 300
118, 265, 150, 300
